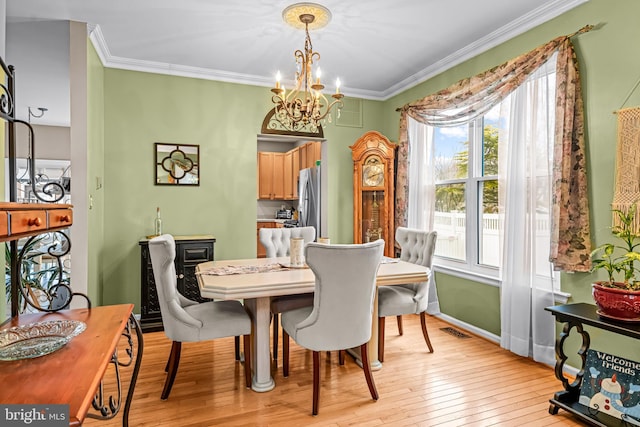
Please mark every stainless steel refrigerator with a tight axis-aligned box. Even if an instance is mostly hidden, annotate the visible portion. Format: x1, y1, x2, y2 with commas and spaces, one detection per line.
298, 166, 320, 237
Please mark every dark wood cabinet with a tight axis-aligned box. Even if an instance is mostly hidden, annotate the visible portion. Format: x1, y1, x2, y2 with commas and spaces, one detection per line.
139, 235, 215, 332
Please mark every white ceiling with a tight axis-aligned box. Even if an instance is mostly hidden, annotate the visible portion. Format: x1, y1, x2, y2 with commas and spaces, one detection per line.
6, 0, 587, 126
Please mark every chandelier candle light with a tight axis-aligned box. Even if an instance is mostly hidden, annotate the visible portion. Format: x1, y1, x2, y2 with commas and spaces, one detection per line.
271, 2, 343, 132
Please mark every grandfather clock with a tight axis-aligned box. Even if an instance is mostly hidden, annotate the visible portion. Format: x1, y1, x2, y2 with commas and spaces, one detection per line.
350, 131, 396, 257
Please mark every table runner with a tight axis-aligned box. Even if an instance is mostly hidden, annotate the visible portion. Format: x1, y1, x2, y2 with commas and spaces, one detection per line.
197, 263, 291, 276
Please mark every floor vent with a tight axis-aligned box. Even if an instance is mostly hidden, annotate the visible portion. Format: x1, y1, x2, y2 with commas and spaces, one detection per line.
440, 327, 471, 339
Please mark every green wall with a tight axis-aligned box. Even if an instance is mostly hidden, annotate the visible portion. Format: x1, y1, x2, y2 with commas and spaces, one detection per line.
379, 0, 640, 350
101, 70, 384, 307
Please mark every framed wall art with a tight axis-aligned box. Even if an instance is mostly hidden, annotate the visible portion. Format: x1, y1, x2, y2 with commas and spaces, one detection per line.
155, 143, 199, 186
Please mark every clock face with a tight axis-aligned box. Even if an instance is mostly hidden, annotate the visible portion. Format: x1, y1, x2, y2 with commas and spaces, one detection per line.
363, 158, 384, 187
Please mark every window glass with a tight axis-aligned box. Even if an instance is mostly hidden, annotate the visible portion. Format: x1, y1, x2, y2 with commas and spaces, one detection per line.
434, 183, 465, 261
433, 125, 469, 181
479, 179, 499, 267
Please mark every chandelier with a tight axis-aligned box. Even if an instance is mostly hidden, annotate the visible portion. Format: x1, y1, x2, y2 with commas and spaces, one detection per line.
271, 3, 343, 132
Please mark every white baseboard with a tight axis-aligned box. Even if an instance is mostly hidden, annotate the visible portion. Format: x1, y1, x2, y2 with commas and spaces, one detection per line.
435, 313, 501, 343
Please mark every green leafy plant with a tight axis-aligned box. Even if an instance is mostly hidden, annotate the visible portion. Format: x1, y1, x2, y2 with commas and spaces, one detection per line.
591, 205, 640, 290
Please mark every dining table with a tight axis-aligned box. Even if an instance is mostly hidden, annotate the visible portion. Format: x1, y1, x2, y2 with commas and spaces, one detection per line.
196, 255, 430, 393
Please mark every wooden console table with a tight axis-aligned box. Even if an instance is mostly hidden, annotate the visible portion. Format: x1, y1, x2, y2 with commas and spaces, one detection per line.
0, 304, 142, 426
546, 303, 640, 426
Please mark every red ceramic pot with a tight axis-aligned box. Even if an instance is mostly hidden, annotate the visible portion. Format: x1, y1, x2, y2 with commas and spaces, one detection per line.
592, 282, 640, 321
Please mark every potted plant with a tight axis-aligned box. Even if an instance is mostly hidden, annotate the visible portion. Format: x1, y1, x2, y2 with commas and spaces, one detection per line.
591, 205, 640, 321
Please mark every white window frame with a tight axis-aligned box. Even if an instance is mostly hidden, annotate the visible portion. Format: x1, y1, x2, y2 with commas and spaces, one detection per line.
433, 117, 500, 283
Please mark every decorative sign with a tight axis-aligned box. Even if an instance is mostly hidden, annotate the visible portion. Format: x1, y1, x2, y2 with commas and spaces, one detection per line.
579, 349, 640, 423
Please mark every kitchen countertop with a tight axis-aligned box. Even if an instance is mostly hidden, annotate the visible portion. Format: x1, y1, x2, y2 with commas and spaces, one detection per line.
257, 218, 288, 223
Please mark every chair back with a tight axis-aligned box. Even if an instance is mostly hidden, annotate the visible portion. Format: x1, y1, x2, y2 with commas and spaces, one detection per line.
395, 227, 437, 312
396, 227, 437, 268
293, 239, 384, 351
259, 226, 316, 258
148, 234, 202, 341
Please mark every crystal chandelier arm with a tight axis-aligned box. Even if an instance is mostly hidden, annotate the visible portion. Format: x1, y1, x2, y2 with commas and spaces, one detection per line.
311, 97, 344, 122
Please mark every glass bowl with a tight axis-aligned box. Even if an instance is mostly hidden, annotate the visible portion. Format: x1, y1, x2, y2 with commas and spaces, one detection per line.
0, 319, 86, 361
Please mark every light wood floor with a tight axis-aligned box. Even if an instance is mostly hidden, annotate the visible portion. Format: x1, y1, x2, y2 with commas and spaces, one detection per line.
85, 314, 586, 426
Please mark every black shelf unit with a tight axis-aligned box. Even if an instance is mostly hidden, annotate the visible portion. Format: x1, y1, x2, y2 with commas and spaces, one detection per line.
546, 303, 640, 426
139, 235, 215, 332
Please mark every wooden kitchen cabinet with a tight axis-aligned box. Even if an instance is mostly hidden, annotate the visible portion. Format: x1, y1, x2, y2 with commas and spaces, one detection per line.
304, 141, 322, 169
257, 221, 284, 258
139, 235, 215, 332
284, 150, 294, 199
300, 144, 307, 171
292, 147, 300, 199
258, 152, 285, 199
257, 142, 320, 201
299, 141, 322, 169
258, 152, 272, 199
272, 153, 285, 198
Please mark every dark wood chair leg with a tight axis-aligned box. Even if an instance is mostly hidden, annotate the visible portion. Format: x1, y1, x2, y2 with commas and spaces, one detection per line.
243, 334, 252, 388
273, 313, 279, 362
378, 316, 385, 363
396, 315, 404, 335
235, 336, 240, 361
312, 350, 320, 415
338, 349, 345, 365
420, 312, 434, 353
161, 341, 182, 400
360, 342, 379, 401
283, 330, 290, 377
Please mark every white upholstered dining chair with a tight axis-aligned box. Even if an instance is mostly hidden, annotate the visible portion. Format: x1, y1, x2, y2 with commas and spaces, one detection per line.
259, 226, 316, 364
377, 227, 436, 362
148, 234, 252, 399
281, 239, 385, 415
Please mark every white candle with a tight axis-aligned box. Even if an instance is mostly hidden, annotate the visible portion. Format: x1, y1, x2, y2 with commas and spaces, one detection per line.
290, 237, 304, 267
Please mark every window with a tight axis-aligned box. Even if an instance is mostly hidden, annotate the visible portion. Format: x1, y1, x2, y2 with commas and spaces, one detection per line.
432, 104, 503, 276
426, 62, 560, 292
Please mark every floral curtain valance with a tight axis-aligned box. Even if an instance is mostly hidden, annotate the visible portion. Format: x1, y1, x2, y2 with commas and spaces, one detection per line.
396, 26, 593, 272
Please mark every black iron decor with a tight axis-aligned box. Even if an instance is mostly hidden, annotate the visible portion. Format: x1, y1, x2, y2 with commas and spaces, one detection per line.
15, 231, 90, 312
0, 78, 64, 203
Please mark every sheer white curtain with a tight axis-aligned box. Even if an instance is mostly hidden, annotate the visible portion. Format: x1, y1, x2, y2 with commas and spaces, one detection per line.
498, 55, 558, 365
406, 57, 558, 362
407, 117, 440, 315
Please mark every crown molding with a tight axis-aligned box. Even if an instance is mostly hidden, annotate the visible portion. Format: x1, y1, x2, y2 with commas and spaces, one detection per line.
87, 24, 109, 66
381, 0, 589, 99
88, 0, 588, 102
